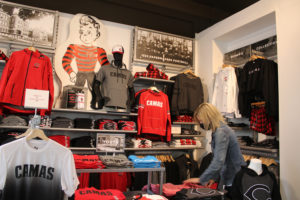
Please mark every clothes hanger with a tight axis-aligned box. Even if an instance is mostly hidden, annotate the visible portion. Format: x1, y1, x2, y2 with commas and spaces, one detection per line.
251, 101, 265, 107
182, 69, 197, 77
148, 81, 160, 92
27, 42, 36, 52
26, 128, 49, 141
249, 54, 265, 61
222, 64, 237, 68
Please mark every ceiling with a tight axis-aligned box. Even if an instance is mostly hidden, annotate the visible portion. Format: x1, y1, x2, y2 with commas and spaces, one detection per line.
9, 0, 259, 37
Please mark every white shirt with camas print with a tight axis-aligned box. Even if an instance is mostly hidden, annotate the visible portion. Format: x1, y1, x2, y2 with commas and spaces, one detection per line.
0, 137, 79, 200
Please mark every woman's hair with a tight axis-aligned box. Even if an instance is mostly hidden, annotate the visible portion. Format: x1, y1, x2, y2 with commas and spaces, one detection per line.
193, 103, 225, 132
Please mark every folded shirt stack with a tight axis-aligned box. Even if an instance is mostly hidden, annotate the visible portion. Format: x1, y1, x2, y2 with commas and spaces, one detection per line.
132, 138, 152, 148
51, 117, 74, 128
1, 115, 28, 126
71, 136, 96, 147
75, 187, 125, 200
152, 141, 169, 148
96, 119, 118, 130
74, 118, 94, 129
117, 120, 136, 131
49, 135, 70, 147
99, 154, 133, 168
73, 154, 105, 169
170, 139, 201, 147
128, 155, 161, 168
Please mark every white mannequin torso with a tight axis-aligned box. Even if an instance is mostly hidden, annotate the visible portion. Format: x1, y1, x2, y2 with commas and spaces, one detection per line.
248, 158, 263, 175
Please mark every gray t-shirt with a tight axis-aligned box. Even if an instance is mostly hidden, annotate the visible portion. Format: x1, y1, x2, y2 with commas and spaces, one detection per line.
96, 64, 133, 109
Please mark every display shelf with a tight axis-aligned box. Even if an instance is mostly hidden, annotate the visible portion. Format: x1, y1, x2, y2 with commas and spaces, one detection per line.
172, 134, 203, 138
240, 145, 279, 158
70, 147, 204, 151
52, 108, 138, 116
125, 147, 204, 151
76, 167, 165, 173
76, 167, 165, 195
0, 126, 137, 134
172, 122, 198, 125
230, 126, 251, 131
133, 77, 175, 84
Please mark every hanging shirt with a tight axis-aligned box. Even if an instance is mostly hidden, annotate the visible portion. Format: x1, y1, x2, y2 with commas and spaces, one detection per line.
95, 63, 134, 109
212, 67, 241, 118
137, 89, 171, 141
0, 137, 79, 200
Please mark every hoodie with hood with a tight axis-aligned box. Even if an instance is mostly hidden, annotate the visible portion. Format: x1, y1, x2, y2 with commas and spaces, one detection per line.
95, 63, 134, 109
231, 164, 281, 200
137, 89, 171, 141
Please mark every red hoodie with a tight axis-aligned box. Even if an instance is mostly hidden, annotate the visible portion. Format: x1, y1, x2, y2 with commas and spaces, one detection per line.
137, 89, 171, 141
0, 49, 54, 115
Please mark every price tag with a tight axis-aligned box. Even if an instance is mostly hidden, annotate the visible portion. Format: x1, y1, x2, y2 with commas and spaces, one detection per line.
24, 89, 49, 109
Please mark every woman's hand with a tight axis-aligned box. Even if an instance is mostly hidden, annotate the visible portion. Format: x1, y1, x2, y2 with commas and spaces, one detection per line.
205, 179, 215, 187
183, 177, 200, 184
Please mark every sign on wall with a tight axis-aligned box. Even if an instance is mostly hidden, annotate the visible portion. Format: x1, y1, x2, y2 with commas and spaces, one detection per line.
133, 26, 194, 67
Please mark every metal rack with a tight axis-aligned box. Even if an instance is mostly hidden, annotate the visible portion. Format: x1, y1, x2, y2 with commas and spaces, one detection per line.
52, 108, 138, 116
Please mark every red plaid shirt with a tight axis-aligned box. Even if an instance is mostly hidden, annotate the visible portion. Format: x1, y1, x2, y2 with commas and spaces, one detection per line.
0, 51, 9, 62
134, 63, 168, 80
250, 106, 275, 135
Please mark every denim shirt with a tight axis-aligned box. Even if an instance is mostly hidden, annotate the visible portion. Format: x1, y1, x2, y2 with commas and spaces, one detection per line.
200, 123, 246, 189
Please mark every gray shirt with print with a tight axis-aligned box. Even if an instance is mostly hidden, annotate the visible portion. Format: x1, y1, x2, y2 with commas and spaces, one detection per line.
96, 64, 133, 109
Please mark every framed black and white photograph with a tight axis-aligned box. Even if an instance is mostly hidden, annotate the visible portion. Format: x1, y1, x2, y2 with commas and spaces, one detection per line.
133, 27, 194, 67
96, 134, 125, 153
0, 1, 59, 49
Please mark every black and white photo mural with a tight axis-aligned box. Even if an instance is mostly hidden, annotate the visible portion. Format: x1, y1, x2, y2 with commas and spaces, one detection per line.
0, 1, 58, 48
133, 27, 194, 67
54, 13, 109, 109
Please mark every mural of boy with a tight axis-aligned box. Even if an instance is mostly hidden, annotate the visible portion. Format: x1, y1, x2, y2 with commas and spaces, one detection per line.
54, 13, 110, 109
62, 15, 109, 89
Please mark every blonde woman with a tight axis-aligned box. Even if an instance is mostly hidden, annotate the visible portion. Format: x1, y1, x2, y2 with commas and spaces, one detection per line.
184, 103, 245, 196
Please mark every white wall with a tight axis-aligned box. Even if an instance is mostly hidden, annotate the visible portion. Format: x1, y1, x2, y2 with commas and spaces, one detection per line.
196, 0, 300, 199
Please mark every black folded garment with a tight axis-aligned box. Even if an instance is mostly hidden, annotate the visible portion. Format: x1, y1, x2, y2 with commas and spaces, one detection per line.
74, 118, 94, 129
228, 122, 248, 127
241, 136, 255, 146
71, 136, 96, 147
251, 137, 279, 149
181, 128, 201, 135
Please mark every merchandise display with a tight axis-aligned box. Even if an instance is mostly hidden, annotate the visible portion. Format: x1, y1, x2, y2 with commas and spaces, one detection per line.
231, 164, 281, 199
134, 63, 168, 80
75, 187, 125, 200
170, 73, 204, 116
0, 137, 79, 200
0, 1, 284, 199
212, 66, 241, 118
0, 48, 54, 115
237, 58, 278, 119
49, 135, 70, 147
92, 45, 134, 109
0, 50, 9, 62
137, 89, 171, 141
128, 155, 161, 168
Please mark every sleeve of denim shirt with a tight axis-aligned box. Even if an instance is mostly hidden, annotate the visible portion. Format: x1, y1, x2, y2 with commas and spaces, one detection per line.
199, 128, 229, 184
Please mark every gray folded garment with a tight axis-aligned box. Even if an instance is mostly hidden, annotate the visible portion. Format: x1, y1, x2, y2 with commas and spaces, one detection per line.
1, 115, 28, 126
99, 154, 133, 168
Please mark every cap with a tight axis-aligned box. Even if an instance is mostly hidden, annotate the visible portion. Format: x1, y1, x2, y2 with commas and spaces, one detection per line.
112, 45, 124, 54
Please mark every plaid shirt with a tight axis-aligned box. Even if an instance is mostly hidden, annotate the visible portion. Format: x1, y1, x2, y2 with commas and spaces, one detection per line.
250, 106, 275, 135
134, 63, 168, 80
0, 51, 9, 62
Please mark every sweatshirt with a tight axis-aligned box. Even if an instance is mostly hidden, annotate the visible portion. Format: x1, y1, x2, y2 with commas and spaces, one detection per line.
137, 89, 171, 141
231, 164, 281, 200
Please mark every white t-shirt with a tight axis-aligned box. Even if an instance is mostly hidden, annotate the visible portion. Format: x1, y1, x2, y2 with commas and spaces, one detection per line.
0, 137, 79, 200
